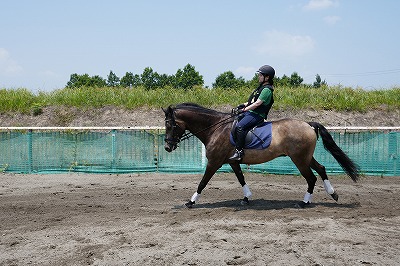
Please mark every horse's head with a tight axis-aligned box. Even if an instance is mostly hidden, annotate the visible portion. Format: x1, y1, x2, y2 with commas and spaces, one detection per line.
162, 105, 186, 152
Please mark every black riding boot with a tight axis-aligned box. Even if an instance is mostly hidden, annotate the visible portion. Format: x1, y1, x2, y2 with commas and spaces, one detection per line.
229, 127, 246, 161
230, 149, 244, 161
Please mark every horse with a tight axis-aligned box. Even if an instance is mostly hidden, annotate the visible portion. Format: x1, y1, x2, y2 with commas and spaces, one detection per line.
162, 103, 359, 208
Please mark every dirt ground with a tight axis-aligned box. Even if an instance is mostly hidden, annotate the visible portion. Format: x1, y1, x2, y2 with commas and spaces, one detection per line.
1, 172, 399, 265
0, 106, 399, 265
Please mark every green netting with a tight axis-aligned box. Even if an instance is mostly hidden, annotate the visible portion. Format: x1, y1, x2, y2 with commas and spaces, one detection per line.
0, 129, 398, 176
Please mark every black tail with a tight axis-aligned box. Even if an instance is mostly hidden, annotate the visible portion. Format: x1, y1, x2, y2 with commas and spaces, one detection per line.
308, 122, 360, 182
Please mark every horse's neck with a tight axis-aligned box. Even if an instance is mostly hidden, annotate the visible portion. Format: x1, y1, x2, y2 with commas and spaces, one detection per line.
180, 112, 219, 131
177, 110, 228, 144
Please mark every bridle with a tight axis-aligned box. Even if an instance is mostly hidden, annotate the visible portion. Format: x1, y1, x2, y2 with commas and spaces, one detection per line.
164, 108, 236, 148
164, 110, 189, 148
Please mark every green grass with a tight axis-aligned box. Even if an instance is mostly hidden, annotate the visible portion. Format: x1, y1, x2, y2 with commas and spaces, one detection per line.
274, 85, 400, 111
0, 88, 38, 113
0, 85, 399, 114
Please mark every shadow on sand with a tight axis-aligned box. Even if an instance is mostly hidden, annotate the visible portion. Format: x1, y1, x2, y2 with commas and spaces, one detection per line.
174, 198, 360, 211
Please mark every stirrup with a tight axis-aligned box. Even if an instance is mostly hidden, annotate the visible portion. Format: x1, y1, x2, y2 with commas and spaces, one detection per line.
229, 149, 244, 161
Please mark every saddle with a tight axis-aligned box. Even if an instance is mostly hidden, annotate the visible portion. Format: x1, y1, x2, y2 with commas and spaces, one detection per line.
230, 119, 273, 150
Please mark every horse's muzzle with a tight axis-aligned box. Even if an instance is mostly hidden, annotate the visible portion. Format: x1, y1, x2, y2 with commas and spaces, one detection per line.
164, 141, 177, 152
164, 136, 180, 152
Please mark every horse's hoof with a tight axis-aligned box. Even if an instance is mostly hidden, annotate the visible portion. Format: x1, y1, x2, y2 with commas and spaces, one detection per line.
331, 192, 339, 202
296, 201, 310, 208
185, 201, 195, 208
240, 197, 250, 205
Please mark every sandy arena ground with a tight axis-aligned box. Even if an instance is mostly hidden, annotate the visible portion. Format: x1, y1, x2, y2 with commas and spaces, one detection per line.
0, 172, 399, 266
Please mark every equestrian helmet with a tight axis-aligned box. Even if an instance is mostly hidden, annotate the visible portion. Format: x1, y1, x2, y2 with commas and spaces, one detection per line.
257, 65, 275, 78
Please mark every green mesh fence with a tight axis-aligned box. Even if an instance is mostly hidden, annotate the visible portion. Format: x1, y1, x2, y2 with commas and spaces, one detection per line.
0, 128, 398, 176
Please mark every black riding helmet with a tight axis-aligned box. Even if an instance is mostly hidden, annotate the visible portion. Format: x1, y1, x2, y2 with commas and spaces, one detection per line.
257, 65, 275, 78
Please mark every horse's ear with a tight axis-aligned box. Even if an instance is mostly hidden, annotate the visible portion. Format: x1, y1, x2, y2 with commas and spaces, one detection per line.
162, 105, 173, 115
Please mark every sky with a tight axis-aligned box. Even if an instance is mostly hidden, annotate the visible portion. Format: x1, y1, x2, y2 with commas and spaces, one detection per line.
1, 0, 400, 92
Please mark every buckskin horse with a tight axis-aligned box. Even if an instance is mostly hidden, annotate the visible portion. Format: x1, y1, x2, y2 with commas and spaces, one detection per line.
163, 103, 359, 208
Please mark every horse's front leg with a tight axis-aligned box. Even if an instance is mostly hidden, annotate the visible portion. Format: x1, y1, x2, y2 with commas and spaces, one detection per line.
186, 163, 221, 208
230, 162, 252, 205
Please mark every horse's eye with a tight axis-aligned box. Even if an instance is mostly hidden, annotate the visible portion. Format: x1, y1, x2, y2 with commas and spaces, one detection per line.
165, 121, 174, 130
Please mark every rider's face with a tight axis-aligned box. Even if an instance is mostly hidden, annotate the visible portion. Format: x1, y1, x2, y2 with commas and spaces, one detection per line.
258, 73, 268, 83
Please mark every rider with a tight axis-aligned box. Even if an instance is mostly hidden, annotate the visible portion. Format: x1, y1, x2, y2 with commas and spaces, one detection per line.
229, 64, 275, 161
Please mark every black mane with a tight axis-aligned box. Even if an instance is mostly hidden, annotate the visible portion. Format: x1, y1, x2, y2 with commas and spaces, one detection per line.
173, 102, 228, 115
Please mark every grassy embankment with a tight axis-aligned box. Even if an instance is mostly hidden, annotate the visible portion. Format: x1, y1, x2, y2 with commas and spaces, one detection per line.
0, 85, 399, 114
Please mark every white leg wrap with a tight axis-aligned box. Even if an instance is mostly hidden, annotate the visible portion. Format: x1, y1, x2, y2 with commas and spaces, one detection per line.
323, 180, 335, 194
303, 192, 313, 203
242, 184, 252, 199
191, 192, 201, 202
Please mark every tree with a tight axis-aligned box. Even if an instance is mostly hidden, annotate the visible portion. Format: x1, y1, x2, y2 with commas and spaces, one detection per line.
275, 72, 304, 87
107, 71, 120, 87
313, 74, 327, 88
90, 75, 107, 87
66, 73, 91, 88
120, 72, 141, 88
66, 73, 106, 88
66, 73, 83, 88
213, 71, 245, 89
289, 72, 304, 87
158, 73, 175, 87
175, 64, 204, 90
141, 67, 159, 90
246, 73, 259, 89
275, 74, 290, 87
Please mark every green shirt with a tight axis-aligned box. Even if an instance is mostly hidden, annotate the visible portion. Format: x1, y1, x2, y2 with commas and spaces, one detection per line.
249, 87, 273, 118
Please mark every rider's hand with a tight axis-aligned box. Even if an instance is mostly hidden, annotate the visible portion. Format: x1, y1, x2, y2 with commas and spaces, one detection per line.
236, 104, 246, 109
232, 107, 244, 115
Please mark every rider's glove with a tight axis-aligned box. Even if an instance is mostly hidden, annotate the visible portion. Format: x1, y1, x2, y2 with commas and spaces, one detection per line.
232, 107, 244, 115
236, 104, 246, 109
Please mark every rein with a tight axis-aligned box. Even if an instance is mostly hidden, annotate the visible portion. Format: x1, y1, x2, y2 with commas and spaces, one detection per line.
179, 114, 235, 142
165, 108, 237, 146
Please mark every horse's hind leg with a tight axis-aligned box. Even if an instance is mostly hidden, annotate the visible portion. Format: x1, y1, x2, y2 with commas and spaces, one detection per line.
230, 163, 252, 205
310, 157, 339, 201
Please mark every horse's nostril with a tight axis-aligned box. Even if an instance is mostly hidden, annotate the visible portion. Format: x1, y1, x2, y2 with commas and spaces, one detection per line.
165, 145, 172, 152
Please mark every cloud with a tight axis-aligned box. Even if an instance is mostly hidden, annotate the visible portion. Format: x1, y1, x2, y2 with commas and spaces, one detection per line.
303, 0, 338, 11
0, 48, 23, 75
254, 30, 315, 57
235, 66, 256, 77
324, 15, 341, 25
